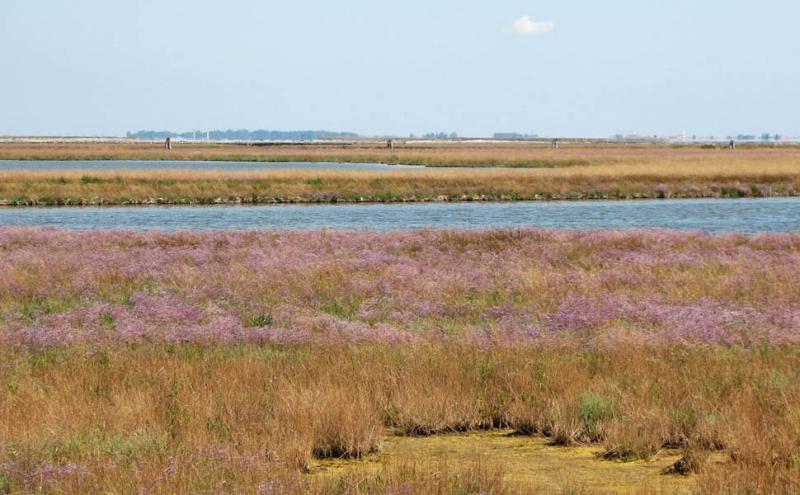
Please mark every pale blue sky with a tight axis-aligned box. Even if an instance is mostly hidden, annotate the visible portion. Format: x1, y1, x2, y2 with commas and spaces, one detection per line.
1, 0, 798, 137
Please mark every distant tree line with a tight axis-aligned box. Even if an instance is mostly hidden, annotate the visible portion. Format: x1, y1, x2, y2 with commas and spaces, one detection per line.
420, 132, 458, 139
493, 133, 539, 140
127, 129, 360, 141
727, 134, 784, 142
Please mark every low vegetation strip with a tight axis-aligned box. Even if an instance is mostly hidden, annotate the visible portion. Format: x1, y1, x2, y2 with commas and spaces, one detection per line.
1, 169, 800, 205
3, 228, 800, 348
1, 229, 800, 492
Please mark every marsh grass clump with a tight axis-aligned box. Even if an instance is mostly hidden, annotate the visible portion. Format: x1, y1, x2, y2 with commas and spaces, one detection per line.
272, 379, 384, 470
665, 405, 700, 448
578, 394, 616, 443
601, 422, 664, 462
664, 448, 708, 476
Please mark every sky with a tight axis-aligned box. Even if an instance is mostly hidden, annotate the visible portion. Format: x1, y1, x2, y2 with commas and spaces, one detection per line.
1, 0, 798, 137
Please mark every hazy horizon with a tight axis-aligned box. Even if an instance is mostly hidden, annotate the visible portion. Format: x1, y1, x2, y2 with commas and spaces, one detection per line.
2, 0, 798, 138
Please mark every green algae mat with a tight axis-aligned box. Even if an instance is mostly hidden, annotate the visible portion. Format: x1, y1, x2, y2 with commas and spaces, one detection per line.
313, 431, 707, 494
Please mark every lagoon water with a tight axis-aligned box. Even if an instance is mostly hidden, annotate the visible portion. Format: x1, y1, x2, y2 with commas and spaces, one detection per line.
0, 198, 798, 233
0, 160, 426, 171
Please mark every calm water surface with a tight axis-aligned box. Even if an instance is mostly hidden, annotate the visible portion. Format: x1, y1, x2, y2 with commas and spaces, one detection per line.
0, 160, 426, 171
0, 198, 798, 233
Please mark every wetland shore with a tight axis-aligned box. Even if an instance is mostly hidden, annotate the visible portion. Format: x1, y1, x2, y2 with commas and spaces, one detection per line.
1, 141, 800, 206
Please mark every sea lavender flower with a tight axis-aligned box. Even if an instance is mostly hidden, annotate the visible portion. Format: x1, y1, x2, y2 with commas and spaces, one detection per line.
2, 227, 799, 348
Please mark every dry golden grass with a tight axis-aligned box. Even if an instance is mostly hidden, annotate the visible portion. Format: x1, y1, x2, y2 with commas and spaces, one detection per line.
2, 344, 800, 493
1, 141, 799, 169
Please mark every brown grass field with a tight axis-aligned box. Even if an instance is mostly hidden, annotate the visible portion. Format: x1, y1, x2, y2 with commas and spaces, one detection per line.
0, 142, 799, 205
6, 343, 798, 494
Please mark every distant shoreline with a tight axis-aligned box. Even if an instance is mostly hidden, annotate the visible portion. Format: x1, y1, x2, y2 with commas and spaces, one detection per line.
0, 141, 798, 206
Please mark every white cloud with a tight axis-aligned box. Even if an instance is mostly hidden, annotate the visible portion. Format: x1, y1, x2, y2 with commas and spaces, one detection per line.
511, 16, 554, 36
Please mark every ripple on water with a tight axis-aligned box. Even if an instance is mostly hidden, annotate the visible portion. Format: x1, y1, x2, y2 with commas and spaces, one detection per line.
2, 198, 800, 232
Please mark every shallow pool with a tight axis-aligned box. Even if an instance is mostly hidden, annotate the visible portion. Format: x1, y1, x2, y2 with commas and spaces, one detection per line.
0, 159, 426, 172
